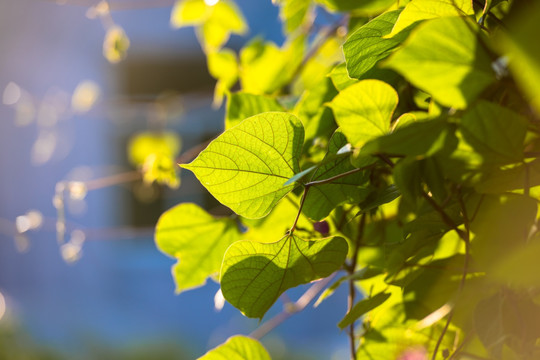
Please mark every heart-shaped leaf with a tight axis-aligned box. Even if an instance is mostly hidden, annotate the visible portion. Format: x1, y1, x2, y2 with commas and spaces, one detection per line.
220, 233, 348, 318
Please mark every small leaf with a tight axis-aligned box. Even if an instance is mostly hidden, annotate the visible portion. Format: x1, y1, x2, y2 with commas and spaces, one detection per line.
389, 0, 474, 36
198, 335, 271, 360
385, 16, 495, 109
344, 10, 409, 79
338, 292, 391, 330
207, 49, 238, 107
103, 25, 130, 63
225, 92, 283, 129
330, 80, 398, 148
279, 0, 312, 34
182, 112, 304, 219
155, 203, 240, 293
220, 233, 348, 318
303, 130, 370, 221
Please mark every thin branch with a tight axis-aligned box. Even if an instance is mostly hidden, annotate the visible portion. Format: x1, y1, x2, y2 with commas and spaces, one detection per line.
431, 193, 471, 359
290, 187, 310, 233
347, 213, 366, 360
249, 273, 337, 340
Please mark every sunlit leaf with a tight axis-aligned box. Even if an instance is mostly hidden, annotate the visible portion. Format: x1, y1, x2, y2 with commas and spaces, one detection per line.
181, 112, 304, 219
385, 16, 495, 109
220, 233, 347, 318
315, 0, 396, 15
155, 203, 241, 293
329, 63, 358, 91
207, 48, 238, 107
279, 0, 311, 34
389, 0, 474, 36
198, 335, 271, 360
103, 25, 130, 63
225, 92, 283, 129
303, 130, 370, 221
344, 10, 409, 79
330, 79, 398, 148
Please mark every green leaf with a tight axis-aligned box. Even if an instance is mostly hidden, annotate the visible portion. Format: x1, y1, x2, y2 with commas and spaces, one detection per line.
279, 0, 312, 34
198, 335, 271, 360
171, 0, 247, 52
338, 292, 391, 330
344, 10, 409, 79
360, 119, 455, 157
384, 16, 495, 109
460, 101, 527, 166
329, 63, 358, 91
220, 233, 348, 318
498, 3, 540, 115
240, 36, 305, 95
207, 48, 238, 107
314, 268, 382, 307
475, 159, 540, 194
389, 0, 474, 36
225, 92, 283, 129
182, 112, 304, 219
330, 79, 398, 147
315, 0, 396, 15
293, 77, 338, 145
303, 130, 370, 221
155, 203, 240, 293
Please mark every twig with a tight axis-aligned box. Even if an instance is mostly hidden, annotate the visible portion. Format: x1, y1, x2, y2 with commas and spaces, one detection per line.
249, 273, 337, 340
347, 213, 366, 360
431, 193, 471, 359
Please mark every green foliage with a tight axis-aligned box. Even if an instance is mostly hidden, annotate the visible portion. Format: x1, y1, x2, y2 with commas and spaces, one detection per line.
153, 0, 540, 358
198, 335, 271, 360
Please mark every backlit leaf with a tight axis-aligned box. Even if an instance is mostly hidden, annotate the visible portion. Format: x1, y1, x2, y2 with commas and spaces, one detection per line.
315, 0, 396, 15
198, 335, 271, 360
220, 233, 348, 318
385, 16, 495, 109
330, 79, 398, 148
155, 203, 241, 293
181, 112, 304, 219
389, 0, 474, 36
225, 92, 283, 129
344, 10, 408, 79
338, 292, 391, 330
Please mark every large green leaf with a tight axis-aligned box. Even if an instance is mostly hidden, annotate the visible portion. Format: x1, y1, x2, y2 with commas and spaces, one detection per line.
225, 92, 283, 129
198, 335, 271, 360
389, 0, 474, 36
460, 101, 527, 165
385, 16, 495, 109
155, 203, 240, 293
344, 10, 408, 79
220, 233, 348, 318
182, 112, 304, 219
330, 80, 398, 147
303, 130, 370, 221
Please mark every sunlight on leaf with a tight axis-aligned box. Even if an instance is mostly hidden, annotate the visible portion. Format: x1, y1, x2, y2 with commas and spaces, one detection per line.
198, 335, 271, 360
182, 112, 304, 219
330, 79, 398, 148
155, 203, 241, 293
385, 16, 495, 109
225, 92, 283, 129
220, 233, 347, 318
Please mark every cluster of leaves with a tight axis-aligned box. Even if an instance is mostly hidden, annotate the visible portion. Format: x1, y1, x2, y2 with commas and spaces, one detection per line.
155, 0, 540, 358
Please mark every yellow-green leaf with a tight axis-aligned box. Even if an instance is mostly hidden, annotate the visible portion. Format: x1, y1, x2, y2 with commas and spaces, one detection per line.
198, 335, 271, 360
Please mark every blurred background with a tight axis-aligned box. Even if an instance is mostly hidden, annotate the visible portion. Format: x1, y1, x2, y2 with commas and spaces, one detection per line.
0, 0, 349, 359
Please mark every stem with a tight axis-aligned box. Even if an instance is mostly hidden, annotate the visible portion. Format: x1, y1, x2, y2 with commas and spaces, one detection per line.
250, 273, 337, 340
304, 166, 372, 188
347, 214, 366, 360
290, 187, 309, 233
431, 194, 471, 359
